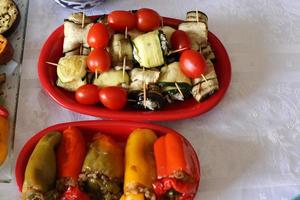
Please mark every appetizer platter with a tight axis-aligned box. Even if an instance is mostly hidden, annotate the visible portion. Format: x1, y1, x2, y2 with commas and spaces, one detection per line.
16, 120, 200, 200
0, 0, 25, 182
38, 9, 231, 121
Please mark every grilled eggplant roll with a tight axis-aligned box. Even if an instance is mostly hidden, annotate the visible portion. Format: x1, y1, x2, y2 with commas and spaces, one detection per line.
56, 55, 87, 91
121, 129, 157, 200
108, 34, 133, 70
158, 26, 176, 45
158, 62, 192, 102
132, 30, 169, 68
178, 11, 208, 51
63, 13, 93, 56
93, 68, 129, 88
128, 68, 165, 110
79, 135, 124, 200
191, 59, 219, 101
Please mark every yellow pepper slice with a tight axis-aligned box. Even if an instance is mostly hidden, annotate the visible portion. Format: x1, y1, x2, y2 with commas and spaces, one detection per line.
0, 115, 9, 166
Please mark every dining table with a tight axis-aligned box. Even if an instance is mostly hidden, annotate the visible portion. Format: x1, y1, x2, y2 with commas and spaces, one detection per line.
0, 0, 300, 199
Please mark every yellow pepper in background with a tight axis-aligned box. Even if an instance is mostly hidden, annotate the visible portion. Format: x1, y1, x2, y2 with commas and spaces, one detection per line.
122, 128, 157, 200
0, 106, 9, 166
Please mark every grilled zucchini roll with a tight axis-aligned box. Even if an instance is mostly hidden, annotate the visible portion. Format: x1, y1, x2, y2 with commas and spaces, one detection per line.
63, 13, 93, 56
191, 59, 219, 101
128, 68, 164, 110
93, 69, 129, 88
158, 62, 192, 101
132, 30, 168, 68
108, 34, 133, 70
56, 78, 87, 92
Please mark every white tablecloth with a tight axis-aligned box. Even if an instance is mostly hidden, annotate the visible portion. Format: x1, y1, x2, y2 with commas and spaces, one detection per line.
1, 0, 300, 199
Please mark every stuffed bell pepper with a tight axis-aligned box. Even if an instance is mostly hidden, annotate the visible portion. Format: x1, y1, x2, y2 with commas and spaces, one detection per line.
153, 133, 200, 200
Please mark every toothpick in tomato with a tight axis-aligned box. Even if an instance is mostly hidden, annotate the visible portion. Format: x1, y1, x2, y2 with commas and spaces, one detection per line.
87, 23, 110, 49
136, 8, 161, 32
108, 10, 137, 31
87, 48, 111, 73
171, 30, 191, 51
179, 50, 207, 79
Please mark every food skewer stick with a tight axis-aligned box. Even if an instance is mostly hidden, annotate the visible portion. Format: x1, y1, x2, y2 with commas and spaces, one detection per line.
175, 82, 184, 99
118, 41, 122, 59
167, 47, 189, 56
122, 56, 126, 82
125, 26, 128, 39
81, 11, 85, 29
46, 61, 59, 66
201, 74, 208, 83
143, 82, 147, 109
95, 70, 98, 79
196, 9, 199, 23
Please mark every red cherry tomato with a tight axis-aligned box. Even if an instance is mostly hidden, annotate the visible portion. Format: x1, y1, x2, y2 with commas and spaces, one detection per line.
179, 50, 207, 78
87, 49, 111, 73
87, 23, 110, 49
60, 186, 90, 200
108, 10, 137, 31
75, 84, 100, 105
171, 30, 191, 51
99, 86, 128, 110
0, 106, 9, 119
136, 8, 161, 32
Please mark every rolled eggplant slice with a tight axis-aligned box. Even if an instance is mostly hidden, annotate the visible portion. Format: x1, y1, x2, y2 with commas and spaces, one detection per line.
129, 68, 160, 91
158, 26, 176, 45
132, 30, 169, 68
63, 13, 93, 55
127, 29, 143, 40
56, 77, 87, 92
201, 44, 215, 61
22, 132, 61, 200
191, 60, 219, 102
79, 135, 124, 200
186, 11, 208, 24
128, 84, 165, 111
56, 55, 87, 83
108, 34, 133, 70
122, 129, 157, 200
158, 62, 192, 101
93, 69, 130, 88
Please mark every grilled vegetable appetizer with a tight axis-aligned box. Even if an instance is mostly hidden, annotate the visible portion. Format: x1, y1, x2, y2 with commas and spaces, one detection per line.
22, 132, 61, 200
153, 133, 200, 200
56, 127, 87, 192
56, 55, 87, 91
0, 0, 19, 36
93, 68, 129, 88
159, 26, 176, 45
0, 106, 9, 166
79, 134, 124, 200
132, 30, 168, 68
158, 62, 191, 101
63, 13, 93, 56
108, 34, 133, 70
122, 129, 157, 200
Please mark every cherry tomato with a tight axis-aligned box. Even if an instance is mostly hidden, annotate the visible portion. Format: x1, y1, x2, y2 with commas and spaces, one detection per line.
108, 10, 137, 31
171, 30, 191, 51
60, 186, 90, 200
87, 23, 110, 49
0, 106, 9, 119
99, 86, 128, 110
179, 50, 207, 78
136, 8, 161, 32
87, 49, 111, 73
75, 84, 99, 105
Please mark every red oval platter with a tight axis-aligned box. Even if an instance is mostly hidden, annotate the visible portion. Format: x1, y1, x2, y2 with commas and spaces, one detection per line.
15, 120, 201, 196
38, 16, 231, 121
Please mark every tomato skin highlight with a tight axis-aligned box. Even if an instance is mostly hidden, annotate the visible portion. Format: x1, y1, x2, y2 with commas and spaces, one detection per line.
179, 50, 207, 79
75, 84, 100, 105
99, 86, 128, 110
87, 23, 110, 49
136, 8, 161, 32
171, 30, 191, 50
87, 48, 111, 73
108, 10, 137, 31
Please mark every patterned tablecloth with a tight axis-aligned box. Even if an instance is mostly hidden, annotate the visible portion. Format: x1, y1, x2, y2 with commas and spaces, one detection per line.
1, 0, 300, 199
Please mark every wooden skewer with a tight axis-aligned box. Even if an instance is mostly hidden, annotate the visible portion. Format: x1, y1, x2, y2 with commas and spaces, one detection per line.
122, 56, 126, 82
118, 41, 122, 59
95, 70, 98, 79
82, 11, 85, 29
79, 42, 83, 55
143, 82, 147, 109
125, 26, 128, 39
46, 61, 59, 66
201, 74, 208, 83
168, 47, 188, 55
196, 9, 199, 23
175, 82, 184, 98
